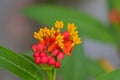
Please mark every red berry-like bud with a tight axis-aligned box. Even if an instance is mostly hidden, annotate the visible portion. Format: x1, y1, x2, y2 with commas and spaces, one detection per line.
37, 43, 45, 51
33, 52, 40, 58
47, 55, 52, 59
54, 62, 60, 68
32, 44, 37, 52
40, 52, 46, 57
62, 31, 70, 40
52, 49, 59, 56
41, 56, 48, 64
48, 58, 55, 66
57, 52, 64, 60
35, 57, 41, 64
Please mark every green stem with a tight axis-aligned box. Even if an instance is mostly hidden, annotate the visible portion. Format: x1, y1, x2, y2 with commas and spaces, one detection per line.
46, 69, 56, 80
53, 69, 56, 80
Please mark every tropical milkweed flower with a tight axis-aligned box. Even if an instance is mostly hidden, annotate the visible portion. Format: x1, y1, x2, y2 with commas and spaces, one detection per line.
32, 21, 81, 69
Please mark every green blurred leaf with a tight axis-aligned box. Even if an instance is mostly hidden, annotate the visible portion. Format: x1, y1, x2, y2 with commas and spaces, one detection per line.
0, 46, 43, 80
22, 5, 116, 44
97, 69, 120, 80
87, 58, 106, 79
110, 0, 120, 10
58, 45, 88, 80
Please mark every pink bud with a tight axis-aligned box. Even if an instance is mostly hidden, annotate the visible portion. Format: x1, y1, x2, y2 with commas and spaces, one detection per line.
48, 58, 55, 66
41, 56, 48, 64
35, 57, 41, 64
54, 62, 60, 68
32, 44, 37, 52
62, 31, 70, 40
40, 52, 46, 57
52, 49, 59, 56
33, 52, 40, 58
37, 43, 45, 51
57, 52, 64, 60
47, 55, 52, 59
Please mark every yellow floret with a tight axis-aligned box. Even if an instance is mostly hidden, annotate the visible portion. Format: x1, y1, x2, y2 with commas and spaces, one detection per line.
55, 21, 64, 33
67, 23, 77, 33
67, 23, 81, 46
55, 34, 64, 49
50, 27, 56, 37
34, 32, 43, 41
42, 27, 51, 37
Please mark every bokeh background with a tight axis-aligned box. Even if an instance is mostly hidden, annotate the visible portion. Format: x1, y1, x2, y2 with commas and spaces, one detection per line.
0, 0, 119, 80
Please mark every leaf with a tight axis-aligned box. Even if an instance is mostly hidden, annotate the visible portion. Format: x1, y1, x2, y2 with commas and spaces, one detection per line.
58, 45, 88, 80
97, 69, 120, 80
110, 0, 120, 10
22, 5, 116, 44
87, 58, 106, 78
0, 46, 43, 80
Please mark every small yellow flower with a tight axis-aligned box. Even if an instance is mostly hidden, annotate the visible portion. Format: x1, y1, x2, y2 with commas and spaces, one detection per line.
55, 34, 64, 49
67, 23, 81, 46
42, 27, 51, 37
67, 23, 76, 33
34, 32, 43, 41
50, 27, 56, 37
55, 21, 64, 32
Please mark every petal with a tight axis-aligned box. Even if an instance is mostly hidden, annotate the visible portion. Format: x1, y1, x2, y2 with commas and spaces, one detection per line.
48, 43, 56, 52
63, 41, 73, 56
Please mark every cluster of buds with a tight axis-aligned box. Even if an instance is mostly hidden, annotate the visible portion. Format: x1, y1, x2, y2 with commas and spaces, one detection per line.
32, 21, 81, 69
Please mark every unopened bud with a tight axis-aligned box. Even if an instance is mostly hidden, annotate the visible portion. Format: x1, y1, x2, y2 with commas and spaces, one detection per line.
41, 56, 48, 64
48, 58, 55, 66
52, 49, 59, 56
54, 62, 60, 68
33, 52, 40, 58
35, 57, 41, 64
57, 52, 64, 60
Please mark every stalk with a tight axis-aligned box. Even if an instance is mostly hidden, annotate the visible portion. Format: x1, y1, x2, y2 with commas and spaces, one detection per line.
46, 69, 56, 80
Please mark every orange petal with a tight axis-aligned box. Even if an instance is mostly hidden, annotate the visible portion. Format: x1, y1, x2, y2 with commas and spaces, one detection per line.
45, 37, 51, 44
63, 41, 73, 56
40, 40, 46, 45
48, 43, 56, 52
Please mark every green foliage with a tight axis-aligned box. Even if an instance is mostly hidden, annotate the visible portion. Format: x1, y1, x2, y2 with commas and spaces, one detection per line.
22, 5, 116, 44
87, 58, 106, 79
97, 69, 120, 80
110, 0, 120, 10
0, 46, 43, 80
59, 45, 88, 80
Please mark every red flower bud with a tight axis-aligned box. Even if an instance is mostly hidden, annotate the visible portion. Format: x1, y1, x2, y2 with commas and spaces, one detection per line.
47, 55, 52, 59
48, 58, 55, 66
62, 31, 70, 40
33, 52, 40, 58
54, 62, 60, 68
52, 49, 59, 56
32, 44, 37, 52
37, 43, 45, 51
35, 57, 41, 64
41, 56, 48, 64
40, 52, 46, 57
57, 52, 64, 60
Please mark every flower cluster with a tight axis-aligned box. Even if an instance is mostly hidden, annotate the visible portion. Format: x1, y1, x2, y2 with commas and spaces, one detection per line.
32, 21, 81, 69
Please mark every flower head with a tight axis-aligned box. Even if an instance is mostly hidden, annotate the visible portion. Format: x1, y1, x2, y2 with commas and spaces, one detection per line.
32, 21, 81, 69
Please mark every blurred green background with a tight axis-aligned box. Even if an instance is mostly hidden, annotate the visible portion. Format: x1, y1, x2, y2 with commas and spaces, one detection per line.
0, 0, 120, 80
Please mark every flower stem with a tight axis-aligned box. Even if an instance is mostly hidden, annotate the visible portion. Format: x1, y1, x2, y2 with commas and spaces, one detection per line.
53, 69, 56, 80
46, 69, 56, 80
